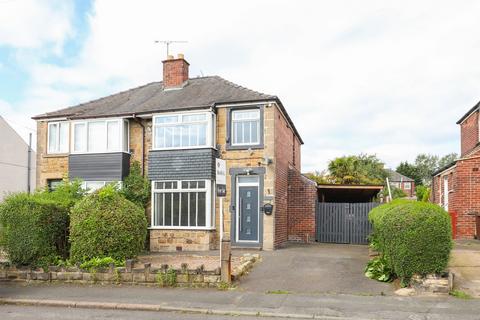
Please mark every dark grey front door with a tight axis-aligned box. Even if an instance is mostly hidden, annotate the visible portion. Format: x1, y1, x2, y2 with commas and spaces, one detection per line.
238, 186, 259, 241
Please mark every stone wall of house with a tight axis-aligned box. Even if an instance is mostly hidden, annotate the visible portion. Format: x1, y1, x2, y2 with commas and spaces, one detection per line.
460, 111, 479, 156
287, 166, 317, 243
35, 121, 69, 188
150, 230, 216, 251
215, 105, 276, 250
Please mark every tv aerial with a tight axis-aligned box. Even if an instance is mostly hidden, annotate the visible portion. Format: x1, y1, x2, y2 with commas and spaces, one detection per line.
154, 40, 188, 56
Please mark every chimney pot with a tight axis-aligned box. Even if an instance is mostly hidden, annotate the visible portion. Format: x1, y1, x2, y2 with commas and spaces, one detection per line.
167, 54, 174, 60
177, 53, 184, 59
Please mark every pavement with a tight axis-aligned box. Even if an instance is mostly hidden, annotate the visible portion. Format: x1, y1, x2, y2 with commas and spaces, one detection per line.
449, 240, 480, 297
239, 243, 393, 295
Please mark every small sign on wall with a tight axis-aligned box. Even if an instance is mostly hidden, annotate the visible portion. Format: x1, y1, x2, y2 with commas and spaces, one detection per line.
216, 158, 226, 197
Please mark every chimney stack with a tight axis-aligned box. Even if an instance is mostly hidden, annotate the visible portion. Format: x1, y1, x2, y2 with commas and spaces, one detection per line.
162, 53, 189, 88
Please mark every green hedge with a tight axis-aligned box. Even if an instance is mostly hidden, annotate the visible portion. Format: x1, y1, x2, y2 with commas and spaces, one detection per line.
70, 185, 147, 262
369, 199, 452, 281
0, 193, 70, 267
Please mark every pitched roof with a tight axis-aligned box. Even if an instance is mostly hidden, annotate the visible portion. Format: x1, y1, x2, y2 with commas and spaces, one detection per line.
456, 100, 480, 124
432, 160, 457, 176
387, 169, 414, 182
32, 76, 304, 144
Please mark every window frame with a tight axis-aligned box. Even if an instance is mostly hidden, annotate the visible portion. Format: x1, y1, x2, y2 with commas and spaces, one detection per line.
152, 110, 215, 151
403, 182, 411, 190
70, 118, 129, 154
231, 109, 261, 147
150, 179, 215, 230
226, 105, 264, 150
47, 121, 69, 154
81, 181, 121, 193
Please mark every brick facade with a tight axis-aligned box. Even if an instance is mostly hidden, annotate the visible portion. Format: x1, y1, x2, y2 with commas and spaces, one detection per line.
287, 166, 317, 243
162, 54, 189, 88
432, 152, 480, 239
460, 111, 479, 156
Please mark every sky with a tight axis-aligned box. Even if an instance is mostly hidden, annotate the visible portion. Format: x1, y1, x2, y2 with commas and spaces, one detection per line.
1, 0, 480, 172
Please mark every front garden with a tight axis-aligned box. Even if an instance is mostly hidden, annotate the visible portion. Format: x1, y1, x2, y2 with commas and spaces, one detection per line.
365, 199, 453, 295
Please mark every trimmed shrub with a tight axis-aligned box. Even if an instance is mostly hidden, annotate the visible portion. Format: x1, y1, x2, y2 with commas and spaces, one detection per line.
120, 161, 150, 208
415, 185, 430, 202
369, 200, 452, 282
70, 185, 147, 262
0, 193, 70, 267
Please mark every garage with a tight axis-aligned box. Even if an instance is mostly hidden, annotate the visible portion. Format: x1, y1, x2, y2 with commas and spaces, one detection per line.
316, 184, 383, 245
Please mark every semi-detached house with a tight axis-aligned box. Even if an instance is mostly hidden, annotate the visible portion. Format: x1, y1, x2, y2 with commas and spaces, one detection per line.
33, 54, 316, 251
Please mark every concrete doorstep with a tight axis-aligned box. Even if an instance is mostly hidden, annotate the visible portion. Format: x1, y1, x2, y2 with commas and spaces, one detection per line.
0, 297, 368, 320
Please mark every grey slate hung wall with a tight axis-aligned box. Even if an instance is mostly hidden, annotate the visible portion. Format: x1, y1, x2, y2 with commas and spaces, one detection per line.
69, 153, 131, 181
148, 148, 216, 181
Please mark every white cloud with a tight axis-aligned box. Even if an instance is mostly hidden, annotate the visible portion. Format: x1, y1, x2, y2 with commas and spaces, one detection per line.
8, 0, 480, 171
0, 0, 74, 50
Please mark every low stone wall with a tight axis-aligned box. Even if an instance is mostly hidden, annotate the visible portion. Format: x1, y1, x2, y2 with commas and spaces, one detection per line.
0, 255, 258, 288
149, 230, 216, 252
411, 273, 453, 294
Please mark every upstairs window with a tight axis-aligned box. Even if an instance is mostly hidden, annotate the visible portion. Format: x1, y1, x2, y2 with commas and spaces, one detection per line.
153, 112, 213, 149
72, 119, 129, 153
231, 109, 260, 146
48, 122, 69, 154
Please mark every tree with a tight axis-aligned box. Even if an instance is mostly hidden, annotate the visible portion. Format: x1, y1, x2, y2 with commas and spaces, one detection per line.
414, 154, 439, 185
396, 161, 422, 186
327, 154, 388, 185
438, 153, 458, 169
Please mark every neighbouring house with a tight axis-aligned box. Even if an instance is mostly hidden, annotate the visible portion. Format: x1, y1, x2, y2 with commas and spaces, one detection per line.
0, 116, 35, 201
432, 102, 480, 239
32, 53, 315, 251
386, 169, 415, 197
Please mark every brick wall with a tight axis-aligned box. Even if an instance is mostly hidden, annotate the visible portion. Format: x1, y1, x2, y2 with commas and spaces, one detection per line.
162, 55, 189, 88
287, 166, 317, 242
274, 106, 303, 248
432, 152, 480, 239
460, 111, 479, 156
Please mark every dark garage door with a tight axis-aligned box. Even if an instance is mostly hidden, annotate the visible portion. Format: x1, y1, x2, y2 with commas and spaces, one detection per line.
315, 202, 379, 244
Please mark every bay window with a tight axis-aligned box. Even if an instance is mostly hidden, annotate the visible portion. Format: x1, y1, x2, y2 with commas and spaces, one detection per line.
72, 119, 129, 153
48, 122, 69, 153
231, 109, 260, 146
153, 112, 213, 149
152, 180, 214, 229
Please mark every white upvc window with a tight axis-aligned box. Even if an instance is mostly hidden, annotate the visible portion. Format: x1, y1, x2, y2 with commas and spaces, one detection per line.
231, 109, 260, 146
403, 182, 411, 190
71, 119, 129, 153
48, 122, 69, 154
151, 180, 214, 229
81, 181, 121, 193
152, 111, 214, 150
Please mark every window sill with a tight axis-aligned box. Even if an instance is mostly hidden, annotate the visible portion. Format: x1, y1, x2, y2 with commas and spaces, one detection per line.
226, 144, 264, 151
44, 153, 69, 158
150, 146, 216, 151
70, 151, 130, 155
148, 226, 216, 231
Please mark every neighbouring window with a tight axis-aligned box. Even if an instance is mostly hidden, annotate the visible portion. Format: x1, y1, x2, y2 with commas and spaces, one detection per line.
403, 182, 411, 190
81, 181, 120, 193
153, 112, 213, 149
48, 122, 69, 153
47, 179, 63, 191
72, 119, 128, 153
231, 109, 260, 146
391, 182, 400, 188
152, 180, 213, 228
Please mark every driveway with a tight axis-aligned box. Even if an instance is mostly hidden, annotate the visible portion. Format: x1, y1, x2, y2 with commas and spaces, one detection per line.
238, 243, 393, 295
449, 240, 480, 297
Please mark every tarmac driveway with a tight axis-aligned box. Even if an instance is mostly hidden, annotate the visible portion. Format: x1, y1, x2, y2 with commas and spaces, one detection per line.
239, 243, 393, 295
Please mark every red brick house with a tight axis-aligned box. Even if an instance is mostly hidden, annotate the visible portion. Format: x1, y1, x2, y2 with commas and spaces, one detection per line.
386, 169, 415, 197
432, 102, 480, 239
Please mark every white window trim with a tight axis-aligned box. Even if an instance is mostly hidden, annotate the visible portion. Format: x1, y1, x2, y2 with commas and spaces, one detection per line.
150, 179, 215, 230
81, 181, 121, 193
47, 121, 69, 154
71, 118, 129, 154
235, 175, 260, 243
231, 109, 261, 147
403, 182, 411, 190
151, 110, 215, 151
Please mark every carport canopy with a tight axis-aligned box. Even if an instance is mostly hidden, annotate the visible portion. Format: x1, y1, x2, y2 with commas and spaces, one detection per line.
317, 184, 383, 203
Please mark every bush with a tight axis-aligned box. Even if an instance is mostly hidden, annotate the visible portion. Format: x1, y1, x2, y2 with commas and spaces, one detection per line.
0, 193, 70, 267
120, 161, 150, 208
364, 256, 394, 282
415, 185, 430, 202
70, 185, 147, 263
40, 178, 85, 209
80, 257, 123, 271
369, 200, 452, 282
